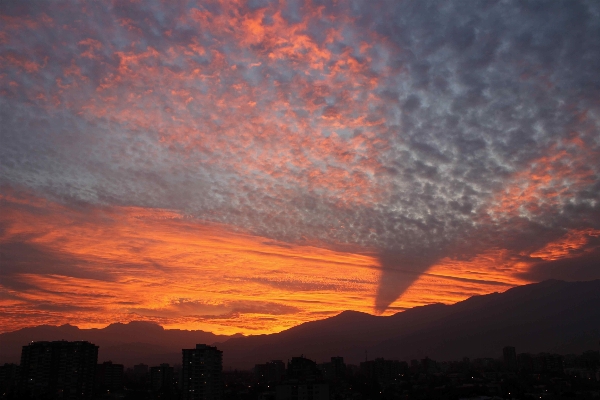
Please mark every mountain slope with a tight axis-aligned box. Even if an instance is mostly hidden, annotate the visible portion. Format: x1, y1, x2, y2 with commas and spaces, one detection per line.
370, 279, 600, 361
215, 280, 600, 368
0, 321, 232, 366
2, 280, 598, 369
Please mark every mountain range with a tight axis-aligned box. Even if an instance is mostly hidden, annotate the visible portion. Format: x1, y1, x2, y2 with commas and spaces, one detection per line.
0, 320, 233, 367
1, 280, 599, 369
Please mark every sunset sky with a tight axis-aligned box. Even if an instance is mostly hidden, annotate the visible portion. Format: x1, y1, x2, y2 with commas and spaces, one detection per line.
1, 0, 599, 335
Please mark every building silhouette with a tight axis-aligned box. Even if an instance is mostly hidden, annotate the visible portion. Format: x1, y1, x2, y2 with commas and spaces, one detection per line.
182, 344, 223, 400
275, 382, 329, 400
318, 357, 346, 381
276, 357, 328, 400
503, 346, 517, 371
286, 356, 321, 380
96, 361, 124, 392
20, 340, 98, 400
150, 363, 174, 393
133, 363, 149, 377
360, 358, 408, 383
255, 360, 286, 383
0, 363, 20, 398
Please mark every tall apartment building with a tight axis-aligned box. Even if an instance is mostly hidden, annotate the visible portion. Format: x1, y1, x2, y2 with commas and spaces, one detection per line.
182, 344, 223, 400
255, 360, 285, 383
319, 357, 346, 381
96, 361, 124, 392
277, 356, 329, 400
133, 363, 149, 377
20, 340, 98, 400
150, 363, 174, 392
503, 346, 518, 371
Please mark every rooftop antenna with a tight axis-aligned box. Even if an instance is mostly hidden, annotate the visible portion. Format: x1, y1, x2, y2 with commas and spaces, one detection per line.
365, 350, 368, 362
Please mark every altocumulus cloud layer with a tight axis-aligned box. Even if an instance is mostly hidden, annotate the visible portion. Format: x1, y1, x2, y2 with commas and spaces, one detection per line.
1, 0, 600, 331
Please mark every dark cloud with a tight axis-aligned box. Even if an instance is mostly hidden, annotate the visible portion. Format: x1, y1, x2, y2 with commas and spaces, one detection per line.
376, 252, 439, 312
518, 234, 600, 282
0, 240, 116, 284
519, 250, 600, 282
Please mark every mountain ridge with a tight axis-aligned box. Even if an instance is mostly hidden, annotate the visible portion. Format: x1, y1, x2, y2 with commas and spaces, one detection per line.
215, 279, 600, 368
0, 320, 231, 367
1, 280, 599, 368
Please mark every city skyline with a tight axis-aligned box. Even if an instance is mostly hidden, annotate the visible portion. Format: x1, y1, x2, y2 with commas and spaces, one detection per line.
8, 338, 598, 400
1, 0, 600, 335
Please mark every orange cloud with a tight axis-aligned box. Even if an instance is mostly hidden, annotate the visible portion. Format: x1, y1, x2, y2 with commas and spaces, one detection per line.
391, 249, 530, 309
488, 133, 598, 219
393, 226, 600, 310
0, 191, 383, 334
530, 229, 600, 261
3, 188, 598, 334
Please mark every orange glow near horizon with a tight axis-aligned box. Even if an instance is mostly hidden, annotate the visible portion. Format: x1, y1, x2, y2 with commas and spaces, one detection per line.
1, 191, 597, 334
393, 249, 530, 309
393, 227, 600, 310
0, 191, 382, 334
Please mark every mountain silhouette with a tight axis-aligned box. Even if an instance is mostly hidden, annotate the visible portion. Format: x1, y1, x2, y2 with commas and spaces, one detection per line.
1, 280, 598, 368
0, 320, 234, 367
215, 279, 600, 368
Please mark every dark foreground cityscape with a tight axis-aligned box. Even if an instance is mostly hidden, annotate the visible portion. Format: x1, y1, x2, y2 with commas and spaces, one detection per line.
1, 340, 599, 400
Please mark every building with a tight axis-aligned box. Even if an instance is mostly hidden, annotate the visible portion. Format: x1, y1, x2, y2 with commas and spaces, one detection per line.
133, 363, 149, 377
182, 344, 223, 400
275, 382, 329, 400
96, 361, 124, 392
277, 357, 328, 400
318, 357, 346, 381
150, 363, 174, 392
287, 357, 321, 380
360, 358, 408, 383
255, 360, 286, 383
0, 363, 20, 398
20, 340, 98, 400
503, 346, 517, 371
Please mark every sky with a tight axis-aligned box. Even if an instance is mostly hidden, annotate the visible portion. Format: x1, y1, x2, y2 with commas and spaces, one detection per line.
1, 0, 600, 335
